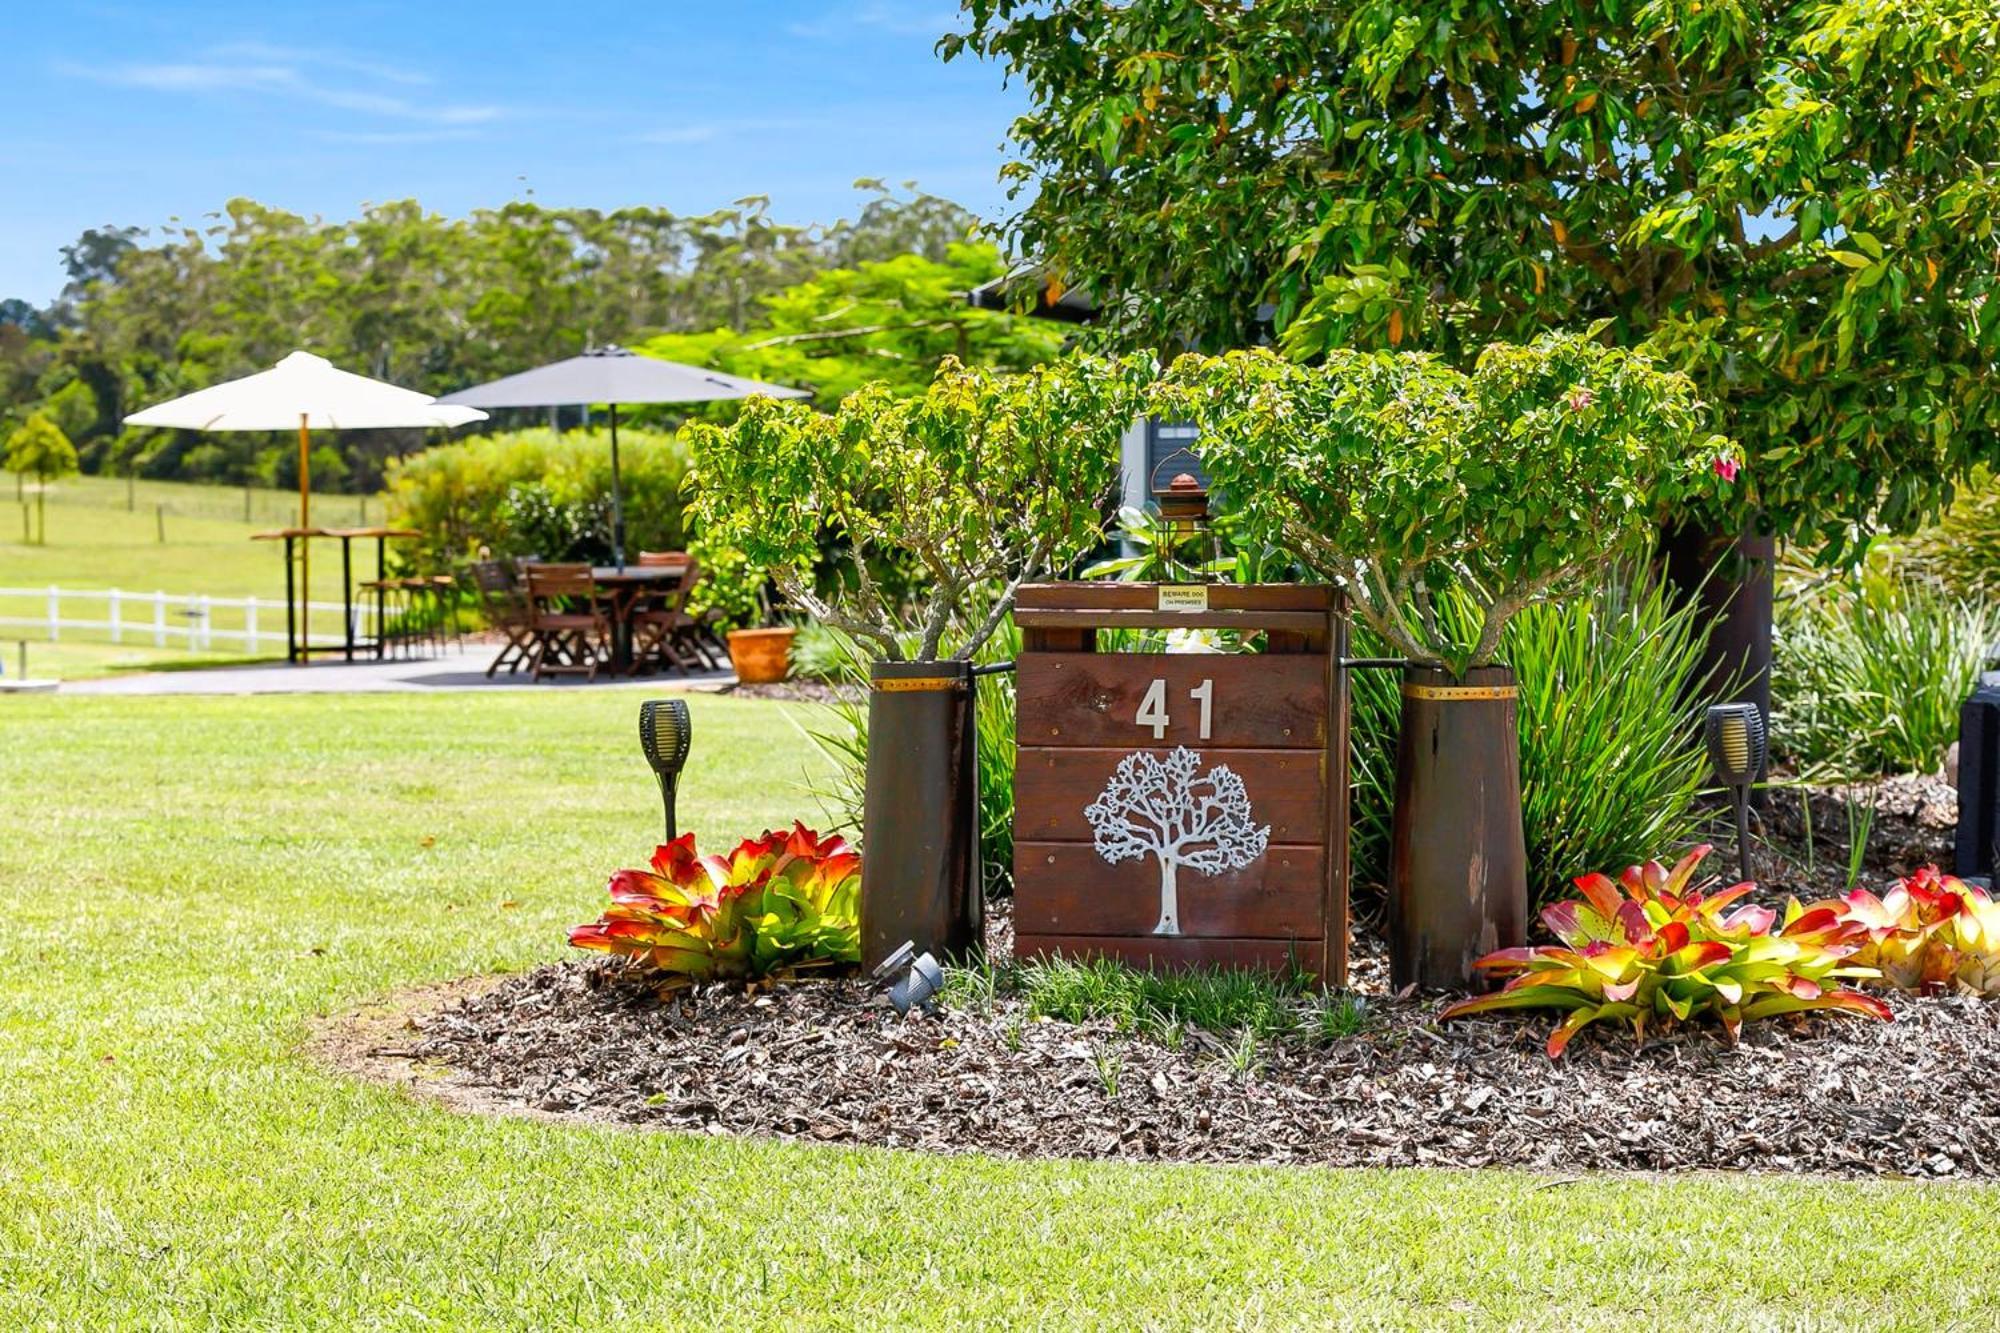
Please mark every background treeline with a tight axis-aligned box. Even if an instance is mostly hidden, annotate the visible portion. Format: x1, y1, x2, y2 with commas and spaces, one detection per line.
0, 184, 1057, 492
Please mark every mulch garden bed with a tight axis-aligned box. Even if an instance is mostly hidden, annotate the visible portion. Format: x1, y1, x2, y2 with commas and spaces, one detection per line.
339, 900, 2000, 1180
721, 679, 858, 705
1754, 772, 1960, 900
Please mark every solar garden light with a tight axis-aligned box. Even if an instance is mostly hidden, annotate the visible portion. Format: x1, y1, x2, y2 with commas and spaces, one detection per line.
1705, 702, 1767, 884
872, 940, 944, 1017
638, 699, 692, 841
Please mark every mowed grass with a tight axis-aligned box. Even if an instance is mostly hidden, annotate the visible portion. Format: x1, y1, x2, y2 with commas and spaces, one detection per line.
1, 692, 1997, 1329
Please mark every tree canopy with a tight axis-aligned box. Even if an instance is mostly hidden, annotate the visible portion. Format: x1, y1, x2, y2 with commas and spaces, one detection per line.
947, 0, 2000, 552
0, 184, 1012, 490
5, 412, 79, 544
639, 242, 1066, 408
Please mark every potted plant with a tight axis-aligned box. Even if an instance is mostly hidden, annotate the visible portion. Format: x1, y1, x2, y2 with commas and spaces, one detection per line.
1158, 331, 1735, 988
688, 538, 793, 682
685, 355, 1148, 966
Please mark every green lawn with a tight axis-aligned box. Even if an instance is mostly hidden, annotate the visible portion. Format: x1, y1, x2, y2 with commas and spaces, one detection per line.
2, 691, 1995, 1329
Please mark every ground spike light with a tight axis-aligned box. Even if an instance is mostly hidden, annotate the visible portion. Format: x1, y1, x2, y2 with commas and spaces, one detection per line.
1705, 702, 1766, 884
638, 699, 692, 842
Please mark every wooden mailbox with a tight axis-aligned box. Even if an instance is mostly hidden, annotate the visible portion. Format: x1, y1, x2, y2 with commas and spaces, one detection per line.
1012, 582, 1349, 985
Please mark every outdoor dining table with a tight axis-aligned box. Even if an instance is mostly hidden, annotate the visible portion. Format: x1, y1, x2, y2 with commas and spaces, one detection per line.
251, 526, 420, 664
590, 563, 686, 673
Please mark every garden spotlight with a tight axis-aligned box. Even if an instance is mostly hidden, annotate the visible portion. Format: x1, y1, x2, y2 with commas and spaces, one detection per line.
1705, 702, 1766, 884
638, 699, 692, 842
872, 940, 944, 1017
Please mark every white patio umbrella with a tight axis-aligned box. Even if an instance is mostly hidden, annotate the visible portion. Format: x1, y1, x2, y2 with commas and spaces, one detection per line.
124, 351, 486, 653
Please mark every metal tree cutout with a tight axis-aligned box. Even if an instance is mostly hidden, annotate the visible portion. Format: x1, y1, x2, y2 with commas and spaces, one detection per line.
1084, 747, 1272, 936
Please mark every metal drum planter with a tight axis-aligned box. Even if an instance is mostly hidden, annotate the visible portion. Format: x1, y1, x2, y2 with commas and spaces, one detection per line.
1388, 663, 1528, 990
1011, 582, 1350, 985
860, 659, 982, 971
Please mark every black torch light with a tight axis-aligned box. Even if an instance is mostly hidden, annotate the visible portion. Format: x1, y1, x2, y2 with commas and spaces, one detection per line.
638, 699, 692, 842
1705, 702, 1767, 884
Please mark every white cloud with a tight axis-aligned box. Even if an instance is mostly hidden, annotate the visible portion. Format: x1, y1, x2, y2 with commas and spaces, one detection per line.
311, 128, 483, 146
631, 126, 718, 145
787, 2, 958, 42
55, 43, 502, 129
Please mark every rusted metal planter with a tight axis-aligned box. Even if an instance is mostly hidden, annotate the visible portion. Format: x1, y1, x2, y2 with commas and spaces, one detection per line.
1388, 663, 1528, 990
860, 659, 981, 970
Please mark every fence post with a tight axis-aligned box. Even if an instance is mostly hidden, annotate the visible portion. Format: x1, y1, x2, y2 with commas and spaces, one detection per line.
198, 594, 212, 651
110, 588, 122, 644
46, 586, 58, 642
245, 597, 259, 651
153, 591, 166, 647
156, 504, 165, 544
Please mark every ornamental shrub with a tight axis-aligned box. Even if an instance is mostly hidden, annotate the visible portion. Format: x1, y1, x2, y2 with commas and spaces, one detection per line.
384, 426, 693, 568
1154, 333, 1735, 675
1771, 575, 2000, 779
685, 354, 1150, 663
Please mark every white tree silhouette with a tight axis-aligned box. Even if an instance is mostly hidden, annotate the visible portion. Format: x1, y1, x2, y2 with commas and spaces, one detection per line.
1083, 747, 1271, 936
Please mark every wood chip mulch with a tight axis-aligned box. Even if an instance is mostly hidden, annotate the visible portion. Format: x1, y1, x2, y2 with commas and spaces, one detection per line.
395, 931, 2000, 1179
1755, 773, 1960, 900
720, 679, 857, 705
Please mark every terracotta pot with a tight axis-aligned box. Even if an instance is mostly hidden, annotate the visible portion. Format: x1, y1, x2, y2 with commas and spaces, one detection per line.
1388, 663, 1529, 991
726, 627, 794, 684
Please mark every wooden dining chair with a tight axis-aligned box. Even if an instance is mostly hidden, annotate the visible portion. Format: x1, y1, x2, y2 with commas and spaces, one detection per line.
472, 560, 533, 677
523, 563, 612, 681
628, 558, 712, 674
636, 550, 689, 569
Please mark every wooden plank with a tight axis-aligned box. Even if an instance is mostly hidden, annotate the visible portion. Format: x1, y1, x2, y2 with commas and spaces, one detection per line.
1014, 608, 1329, 634
1325, 611, 1351, 988
1014, 842, 1325, 939
1015, 747, 1326, 845
1016, 654, 1325, 749
1018, 582, 1333, 612
1016, 932, 1326, 978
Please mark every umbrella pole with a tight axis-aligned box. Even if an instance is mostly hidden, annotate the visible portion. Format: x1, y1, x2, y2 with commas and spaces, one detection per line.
609, 403, 627, 571
298, 413, 310, 660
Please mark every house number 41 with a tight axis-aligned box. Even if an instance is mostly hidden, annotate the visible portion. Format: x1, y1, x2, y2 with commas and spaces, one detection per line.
1136, 678, 1213, 741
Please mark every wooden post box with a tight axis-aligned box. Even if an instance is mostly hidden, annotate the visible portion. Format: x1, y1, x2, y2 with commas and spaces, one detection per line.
1011, 582, 1349, 985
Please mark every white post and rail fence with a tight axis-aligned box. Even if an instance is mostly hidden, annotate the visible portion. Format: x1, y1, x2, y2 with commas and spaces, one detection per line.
0, 586, 361, 655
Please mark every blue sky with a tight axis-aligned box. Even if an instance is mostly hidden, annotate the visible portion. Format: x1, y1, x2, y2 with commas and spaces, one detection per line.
2, 1, 1025, 304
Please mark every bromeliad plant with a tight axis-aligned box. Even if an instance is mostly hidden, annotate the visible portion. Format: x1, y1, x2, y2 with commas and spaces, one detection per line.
1823, 867, 2000, 998
1153, 332, 1738, 676
1441, 845, 1891, 1058
569, 823, 861, 981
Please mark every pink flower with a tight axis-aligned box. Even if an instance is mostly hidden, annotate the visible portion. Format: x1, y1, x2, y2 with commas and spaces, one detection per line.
1713, 455, 1740, 483
1565, 386, 1595, 413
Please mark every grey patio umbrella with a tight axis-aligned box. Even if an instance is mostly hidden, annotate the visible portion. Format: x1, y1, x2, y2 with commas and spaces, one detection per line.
437, 346, 809, 569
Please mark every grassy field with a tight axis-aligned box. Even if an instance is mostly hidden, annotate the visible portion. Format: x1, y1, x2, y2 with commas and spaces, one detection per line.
3, 474, 377, 600
1, 476, 386, 675
2, 690, 1997, 1329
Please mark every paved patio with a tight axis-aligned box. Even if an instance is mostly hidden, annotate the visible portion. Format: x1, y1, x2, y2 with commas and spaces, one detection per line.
59, 644, 736, 696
